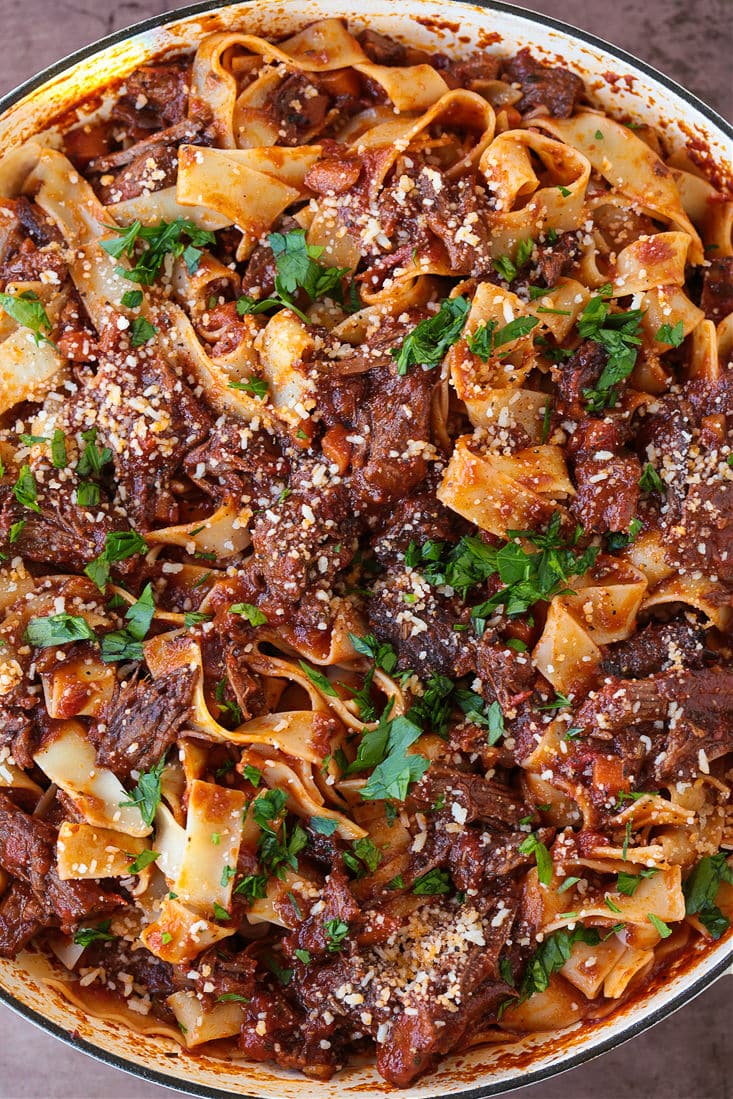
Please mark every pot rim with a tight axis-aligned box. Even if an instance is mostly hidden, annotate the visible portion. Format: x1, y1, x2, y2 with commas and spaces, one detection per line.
0, 2, 730, 1096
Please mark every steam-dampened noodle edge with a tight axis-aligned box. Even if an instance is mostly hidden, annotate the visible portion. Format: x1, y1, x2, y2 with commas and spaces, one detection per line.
0, 14, 729, 1089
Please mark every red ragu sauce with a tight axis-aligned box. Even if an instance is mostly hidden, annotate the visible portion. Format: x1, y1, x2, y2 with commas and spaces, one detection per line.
0, 17, 730, 1088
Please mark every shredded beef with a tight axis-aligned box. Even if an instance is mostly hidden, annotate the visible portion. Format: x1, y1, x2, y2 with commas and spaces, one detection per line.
95, 668, 196, 779
601, 617, 706, 678
250, 478, 356, 606
183, 945, 257, 1008
664, 479, 733, 589
183, 422, 288, 507
0, 483, 130, 575
349, 352, 438, 512
0, 793, 123, 935
411, 765, 528, 827
535, 232, 580, 285
476, 638, 535, 712
368, 577, 474, 678
700, 257, 733, 323
555, 340, 608, 420
503, 48, 583, 118
224, 643, 266, 722
576, 666, 733, 749
111, 62, 191, 134
74, 349, 212, 530
358, 29, 407, 65
0, 882, 48, 957
571, 443, 641, 534
267, 73, 331, 145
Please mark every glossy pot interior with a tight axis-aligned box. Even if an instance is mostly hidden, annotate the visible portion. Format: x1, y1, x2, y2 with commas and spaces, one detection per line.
0, 2, 731, 1096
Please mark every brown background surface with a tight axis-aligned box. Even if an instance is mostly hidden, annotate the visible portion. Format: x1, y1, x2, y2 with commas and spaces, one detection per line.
0, 1, 730, 1096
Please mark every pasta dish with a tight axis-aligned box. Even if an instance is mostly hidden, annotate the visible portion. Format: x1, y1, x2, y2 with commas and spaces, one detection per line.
0, 17, 730, 1087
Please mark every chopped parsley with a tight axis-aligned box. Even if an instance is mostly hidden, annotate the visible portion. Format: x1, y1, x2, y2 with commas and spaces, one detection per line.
518, 833, 553, 886
412, 868, 452, 895
230, 602, 268, 626
76, 482, 100, 508
228, 376, 269, 400
0, 289, 54, 346
119, 756, 165, 827
234, 874, 268, 901
102, 218, 216, 285
13, 465, 40, 512
467, 315, 539, 361
349, 711, 430, 802
647, 913, 672, 938
391, 296, 470, 375
100, 582, 155, 663
578, 286, 644, 411
310, 816, 338, 836
126, 849, 159, 874
129, 317, 157, 347
683, 853, 733, 939
76, 427, 112, 479
298, 661, 338, 697
342, 837, 382, 876
73, 921, 116, 947
639, 462, 666, 494
655, 320, 684, 347
24, 613, 96, 648
324, 917, 350, 952
85, 529, 148, 591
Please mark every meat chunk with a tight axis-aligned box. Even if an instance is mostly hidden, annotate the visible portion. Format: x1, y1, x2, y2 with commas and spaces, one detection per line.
437, 53, 501, 90
183, 422, 289, 508
664, 479, 733, 589
601, 616, 706, 678
576, 666, 733, 745
267, 73, 330, 145
358, 29, 407, 65
111, 62, 191, 134
0, 483, 131, 576
555, 340, 608, 420
0, 793, 123, 939
0, 236, 67, 288
72, 348, 212, 530
250, 479, 355, 607
97, 143, 178, 204
95, 668, 196, 779
283, 871, 359, 960
184, 945, 256, 1009
0, 882, 48, 957
571, 450, 641, 533
411, 765, 528, 827
239, 985, 342, 1079
416, 172, 493, 274
350, 352, 439, 512
700, 257, 733, 323
368, 577, 474, 678
503, 49, 584, 118
304, 155, 362, 195
476, 638, 535, 712
535, 232, 580, 286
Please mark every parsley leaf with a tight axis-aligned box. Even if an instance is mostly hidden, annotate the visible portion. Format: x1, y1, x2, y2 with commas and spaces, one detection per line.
126, 849, 159, 874
391, 296, 469, 376
102, 218, 216, 285
412, 868, 451, 895
578, 289, 644, 411
324, 917, 350, 952
228, 376, 269, 400
310, 816, 338, 836
655, 320, 684, 347
120, 757, 165, 827
129, 317, 157, 347
230, 602, 268, 626
13, 465, 40, 513
234, 874, 268, 901
25, 613, 96, 648
76, 427, 112, 479
467, 316, 538, 361
647, 913, 672, 938
85, 529, 148, 591
73, 921, 116, 947
359, 714, 430, 802
454, 689, 505, 745
519, 832, 553, 885
683, 853, 733, 939
0, 290, 54, 346
639, 462, 666, 494
298, 661, 338, 697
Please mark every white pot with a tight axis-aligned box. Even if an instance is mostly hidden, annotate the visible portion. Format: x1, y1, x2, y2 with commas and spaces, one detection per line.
0, 3, 730, 1095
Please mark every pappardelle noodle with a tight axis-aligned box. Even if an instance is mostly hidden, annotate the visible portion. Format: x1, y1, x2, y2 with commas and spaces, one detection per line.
0, 17, 730, 1087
